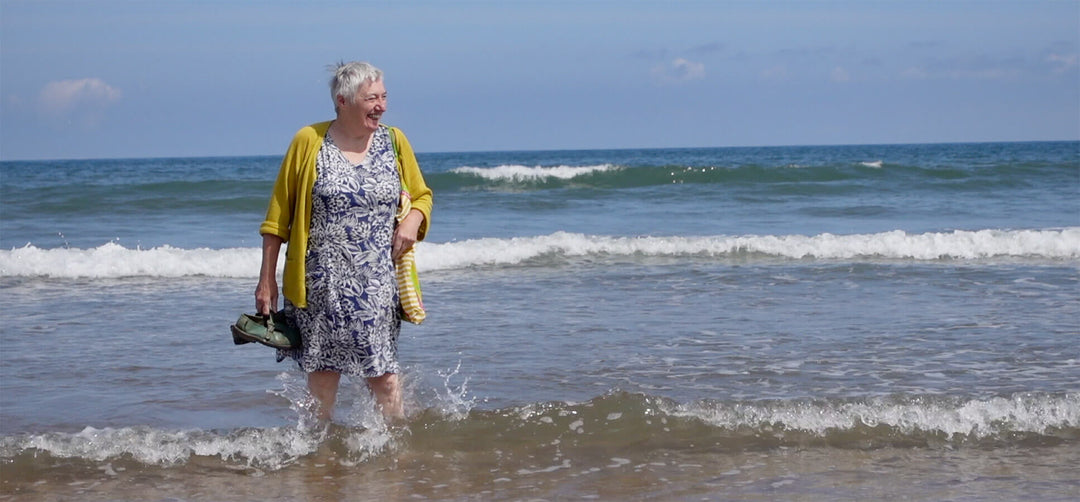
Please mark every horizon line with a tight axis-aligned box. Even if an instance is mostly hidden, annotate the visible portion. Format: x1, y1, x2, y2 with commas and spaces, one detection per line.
1, 138, 1077, 163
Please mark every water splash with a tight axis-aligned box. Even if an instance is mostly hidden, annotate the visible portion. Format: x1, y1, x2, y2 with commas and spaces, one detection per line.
433, 361, 476, 420
270, 371, 322, 432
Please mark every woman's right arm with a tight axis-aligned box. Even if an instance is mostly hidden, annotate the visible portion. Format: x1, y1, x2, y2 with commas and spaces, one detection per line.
257, 123, 324, 314
255, 233, 284, 315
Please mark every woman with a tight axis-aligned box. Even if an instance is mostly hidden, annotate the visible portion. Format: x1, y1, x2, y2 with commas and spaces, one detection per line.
255, 61, 432, 421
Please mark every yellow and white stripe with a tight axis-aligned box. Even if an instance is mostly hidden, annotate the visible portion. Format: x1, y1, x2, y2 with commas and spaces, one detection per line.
395, 190, 426, 324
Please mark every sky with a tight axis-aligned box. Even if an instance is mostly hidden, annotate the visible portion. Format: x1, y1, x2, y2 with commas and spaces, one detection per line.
1, 0, 1078, 160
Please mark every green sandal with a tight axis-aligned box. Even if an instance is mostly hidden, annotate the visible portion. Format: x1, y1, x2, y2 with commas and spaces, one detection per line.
230, 311, 301, 350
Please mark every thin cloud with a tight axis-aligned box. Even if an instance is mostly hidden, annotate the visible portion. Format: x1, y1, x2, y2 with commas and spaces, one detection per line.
688, 42, 724, 55
652, 57, 706, 84
1046, 53, 1078, 74
38, 78, 122, 126
636, 42, 722, 60
900, 66, 1015, 80
901, 67, 930, 80
831, 66, 851, 83
759, 65, 789, 81
899, 55, 1025, 81
633, 48, 669, 60
908, 40, 945, 50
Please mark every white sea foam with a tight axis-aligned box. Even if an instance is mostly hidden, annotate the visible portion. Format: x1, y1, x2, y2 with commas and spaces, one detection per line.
2, 393, 1075, 468
7, 425, 326, 469
0, 423, 402, 470
2, 228, 1077, 278
418, 228, 1080, 270
0, 242, 258, 278
450, 163, 619, 181
680, 393, 1080, 438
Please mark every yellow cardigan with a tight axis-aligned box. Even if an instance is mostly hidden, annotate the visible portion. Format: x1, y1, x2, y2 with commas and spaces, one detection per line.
260, 121, 433, 308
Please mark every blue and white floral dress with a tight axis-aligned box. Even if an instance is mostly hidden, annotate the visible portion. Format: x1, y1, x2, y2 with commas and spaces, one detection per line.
280, 126, 401, 378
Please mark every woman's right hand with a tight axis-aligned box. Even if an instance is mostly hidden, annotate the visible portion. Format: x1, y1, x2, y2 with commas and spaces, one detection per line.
255, 276, 278, 315
256, 233, 285, 315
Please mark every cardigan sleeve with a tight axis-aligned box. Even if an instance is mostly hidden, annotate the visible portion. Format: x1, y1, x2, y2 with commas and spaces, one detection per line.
258, 122, 328, 309
260, 128, 311, 241
391, 127, 433, 241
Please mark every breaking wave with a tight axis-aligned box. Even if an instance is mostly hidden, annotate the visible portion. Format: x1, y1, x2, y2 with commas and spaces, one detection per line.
2, 392, 1076, 472
1, 228, 1076, 278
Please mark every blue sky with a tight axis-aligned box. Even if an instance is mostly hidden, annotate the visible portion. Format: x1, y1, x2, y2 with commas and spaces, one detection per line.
1, 0, 1077, 160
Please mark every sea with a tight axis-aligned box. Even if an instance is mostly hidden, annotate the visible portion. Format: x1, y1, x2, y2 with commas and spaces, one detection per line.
1, 140, 1078, 501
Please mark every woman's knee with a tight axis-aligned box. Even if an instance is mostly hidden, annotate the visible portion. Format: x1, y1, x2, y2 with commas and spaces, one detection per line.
309, 371, 341, 398
367, 372, 399, 393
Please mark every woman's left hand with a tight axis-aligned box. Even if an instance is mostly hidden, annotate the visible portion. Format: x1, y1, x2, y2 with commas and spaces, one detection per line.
393, 209, 424, 260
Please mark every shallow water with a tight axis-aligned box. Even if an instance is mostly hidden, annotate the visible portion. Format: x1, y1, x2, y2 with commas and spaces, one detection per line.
2, 141, 1078, 500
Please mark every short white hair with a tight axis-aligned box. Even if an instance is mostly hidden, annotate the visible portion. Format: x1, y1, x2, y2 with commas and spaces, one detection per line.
329, 61, 383, 112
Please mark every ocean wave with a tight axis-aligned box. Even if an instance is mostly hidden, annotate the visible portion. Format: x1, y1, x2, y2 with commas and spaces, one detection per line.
450, 164, 620, 181
426, 159, 1078, 192
421, 228, 1080, 270
679, 393, 1080, 439
2, 392, 1076, 471
434, 163, 846, 191
0, 243, 258, 278
2, 228, 1076, 278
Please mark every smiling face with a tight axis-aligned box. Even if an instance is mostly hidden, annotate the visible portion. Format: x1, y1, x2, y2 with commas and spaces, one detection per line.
337, 78, 387, 133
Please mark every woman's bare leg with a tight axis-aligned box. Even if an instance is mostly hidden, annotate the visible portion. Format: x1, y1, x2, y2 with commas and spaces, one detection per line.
308, 371, 341, 421
366, 373, 404, 420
